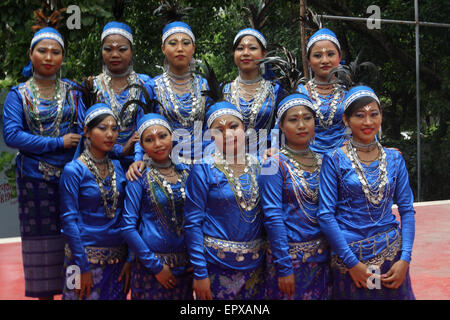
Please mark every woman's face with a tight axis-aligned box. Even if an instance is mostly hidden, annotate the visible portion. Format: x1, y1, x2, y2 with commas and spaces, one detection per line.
29, 39, 63, 78
162, 32, 195, 72
343, 100, 382, 144
210, 115, 246, 158
140, 125, 173, 164
102, 34, 133, 75
308, 40, 341, 82
280, 106, 315, 150
233, 35, 266, 75
85, 115, 119, 155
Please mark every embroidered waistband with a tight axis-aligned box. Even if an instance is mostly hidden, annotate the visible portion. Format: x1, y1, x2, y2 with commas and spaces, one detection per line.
204, 235, 265, 262
154, 251, 190, 268
38, 161, 63, 181
331, 228, 402, 274
65, 244, 127, 265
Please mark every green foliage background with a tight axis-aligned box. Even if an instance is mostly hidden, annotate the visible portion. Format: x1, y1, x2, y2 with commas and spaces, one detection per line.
0, 0, 449, 201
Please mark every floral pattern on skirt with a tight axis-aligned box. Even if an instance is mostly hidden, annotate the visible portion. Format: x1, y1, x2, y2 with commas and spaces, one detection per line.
208, 263, 265, 300
331, 251, 415, 300
62, 257, 128, 300
264, 252, 332, 300
131, 259, 193, 300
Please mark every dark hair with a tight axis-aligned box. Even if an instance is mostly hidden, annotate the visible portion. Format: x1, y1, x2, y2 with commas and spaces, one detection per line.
307, 41, 341, 60
85, 114, 116, 131
232, 35, 266, 52
344, 96, 380, 118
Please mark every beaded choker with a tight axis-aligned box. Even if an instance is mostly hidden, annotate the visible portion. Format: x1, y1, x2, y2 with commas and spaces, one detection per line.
103, 65, 132, 78
167, 70, 192, 81
284, 145, 311, 156
238, 75, 263, 85
143, 154, 172, 168
350, 139, 378, 152
84, 148, 108, 164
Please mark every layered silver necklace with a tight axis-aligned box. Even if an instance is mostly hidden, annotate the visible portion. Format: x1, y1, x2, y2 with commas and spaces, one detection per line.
213, 152, 260, 221
81, 150, 119, 219
230, 76, 272, 129
308, 79, 344, 128
102, 67, 140, 129
346, 140, 389, 207
157, 72, 205, 127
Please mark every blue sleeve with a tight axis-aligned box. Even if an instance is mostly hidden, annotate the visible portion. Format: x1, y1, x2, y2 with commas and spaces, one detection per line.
2, 88, 64, 153
259, 158, 293, 277
392, 151, 415, 263
183, 163, 209, 279
121, 179, 163, 274
317, 153, 359, 269
59, 163, 90, 273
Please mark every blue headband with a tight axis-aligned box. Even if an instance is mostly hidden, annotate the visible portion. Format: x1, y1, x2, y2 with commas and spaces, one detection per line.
343, 86, 380, 111
137, 113, 172, 139
101, 21, 133, 44
206, 101, 244, 128
22, 27, 65, 78
162, 21, 195, 44
277, 93, 314, 120
307, 28, 340, 53
233, 28, 267, 48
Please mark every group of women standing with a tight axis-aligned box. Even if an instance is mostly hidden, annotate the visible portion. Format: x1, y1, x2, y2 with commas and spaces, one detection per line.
2, 6, 416, 301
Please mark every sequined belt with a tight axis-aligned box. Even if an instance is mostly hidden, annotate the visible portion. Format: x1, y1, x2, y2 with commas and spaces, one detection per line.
204, 235, 265, 262
65, 244, 127, 265
154, 251, 190, 268
38, 161, 63, 181
331, 228, 402, 274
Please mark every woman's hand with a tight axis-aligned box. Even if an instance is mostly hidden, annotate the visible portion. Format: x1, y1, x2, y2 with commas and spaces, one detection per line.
278, 274, 295, 298
381, 260, 409, 289
118, 262, 132, 294
348, 262, 375, 289
76, 271, 94, 300
155, 264, 177, 290
126, 161, 145, 181
122, 132, 139, 156
63, 133, 82, 149
263, 148, 278, 162
193, 278, 212, 300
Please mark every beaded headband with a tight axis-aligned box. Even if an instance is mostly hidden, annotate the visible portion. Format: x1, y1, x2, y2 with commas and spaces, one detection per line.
207, 109, 244, 128
344, 90, 380, 111
138, 119, 173, 138
277, 98, 314, 120
101, 28, 133, 44
162, 26, 195, 44
85, 108, 116, 127
233, 28, 267, 48
306, 29, 341, 53
31, 31, 64, 50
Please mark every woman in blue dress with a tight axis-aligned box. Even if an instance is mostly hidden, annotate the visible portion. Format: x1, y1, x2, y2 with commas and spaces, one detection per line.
183, 70, 265, 299
317, 85, 416, 300
223, 25, 282, 157
121, 111, 193, 300
90, 18, 151, 170
2, 11, 84, 299
259, 52, 332, 300
60, 103, 131, 300
297, 28, 347, 154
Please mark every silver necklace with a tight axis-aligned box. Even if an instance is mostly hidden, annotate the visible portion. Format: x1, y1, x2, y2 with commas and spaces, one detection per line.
350, 139, 378, 152
284, 145, 311, 156
308, 79, 343, 128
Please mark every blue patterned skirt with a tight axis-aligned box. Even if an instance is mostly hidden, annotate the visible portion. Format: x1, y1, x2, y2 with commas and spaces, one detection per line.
264, 252, 332, 300
17, 176, 65, 297
208, 263, 265, 300
131, 259, 193, 300
62, 257, 128, 300
331, 251, 415, 300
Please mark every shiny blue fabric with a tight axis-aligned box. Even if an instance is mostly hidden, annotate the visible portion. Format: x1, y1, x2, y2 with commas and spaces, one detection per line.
297, 84, 347, 155
183, 156, 264, 280
317, 148, 415, 269
223, 80, 282, 155
259, 154, 329, 278
60, 159, 127, 273
138, 74, 211, 161
2, 79, 85, 182
121, 164, 190, 276
92, 73, 151, 168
